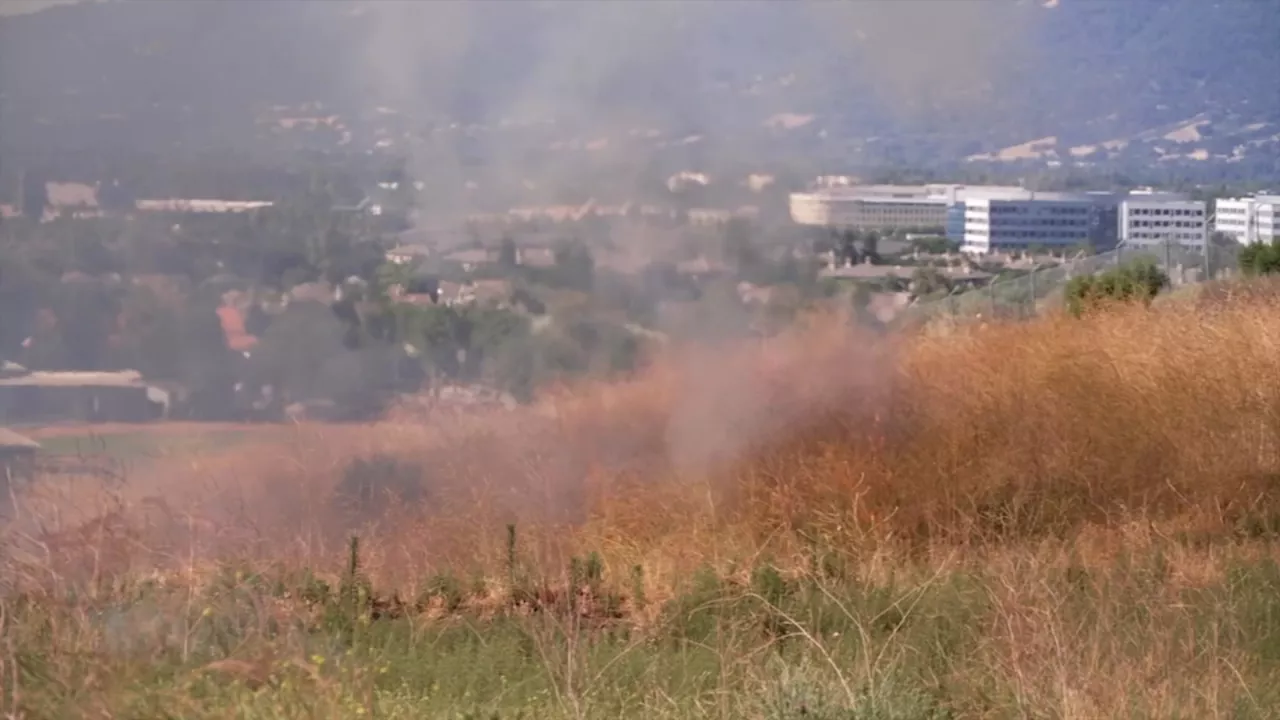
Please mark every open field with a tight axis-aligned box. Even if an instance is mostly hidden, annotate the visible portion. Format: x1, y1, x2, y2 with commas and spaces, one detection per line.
8, 296, 1280, 717
24, 422, 257, 463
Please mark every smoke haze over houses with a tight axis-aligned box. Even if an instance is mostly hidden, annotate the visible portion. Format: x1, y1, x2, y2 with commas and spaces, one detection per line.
4, 0, 1277, 216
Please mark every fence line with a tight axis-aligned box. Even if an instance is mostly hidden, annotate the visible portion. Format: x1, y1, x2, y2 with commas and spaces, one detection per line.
903, 241, 1243, 324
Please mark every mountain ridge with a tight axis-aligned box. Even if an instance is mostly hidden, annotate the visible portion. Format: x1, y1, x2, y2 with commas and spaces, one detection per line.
0, 0, 1276, 177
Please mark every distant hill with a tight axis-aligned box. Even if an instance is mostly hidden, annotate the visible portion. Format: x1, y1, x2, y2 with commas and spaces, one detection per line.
0, 0, 1277, 180
0, 0, 87, 17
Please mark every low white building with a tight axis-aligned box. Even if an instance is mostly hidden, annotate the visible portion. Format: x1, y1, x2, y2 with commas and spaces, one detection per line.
1215, 195, 1280, 245
135, 199, 274, 213
385, 244, 431, 265
790, 186, 946, 228
1119, 193, 1208, 250
789, 183, 1030, 231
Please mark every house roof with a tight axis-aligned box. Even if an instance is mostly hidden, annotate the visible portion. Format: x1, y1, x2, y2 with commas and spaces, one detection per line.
134, 199, 273, 213
676, 257, 728, 275
444, 248, 496, 265
0, 428, 41, 451
216, 305, 258, 352
386, 244, 432, 258
470, 279, 513, 303
0, 370, 147, 388
398, 292, 439, 307
437, 281, 465, 299
46, 182, 99, 209
288, 281, 334, 304
518, 247, 557, 267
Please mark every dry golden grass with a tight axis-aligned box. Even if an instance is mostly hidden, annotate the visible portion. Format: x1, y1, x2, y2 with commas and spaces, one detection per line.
8, 294, 1280, 591
10, 293, 1280, 717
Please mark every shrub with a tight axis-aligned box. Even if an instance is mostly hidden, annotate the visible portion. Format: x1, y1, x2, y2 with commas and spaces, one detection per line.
1238, 239, 1280, 277
1064, 258, 1169, 317
332, 452, 426, 517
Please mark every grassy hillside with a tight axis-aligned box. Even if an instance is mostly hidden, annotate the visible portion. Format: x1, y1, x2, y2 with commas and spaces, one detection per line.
8, 292, 1280, 716
2, 0, 1277, 168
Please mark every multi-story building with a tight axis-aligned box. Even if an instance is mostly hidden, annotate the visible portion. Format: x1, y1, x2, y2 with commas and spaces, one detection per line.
1119, 193, 1208, 250
961, 193, 1106, 254
963, 190, 1201, 255
789, 183, 1029, 232
793, 182, 1206, 255
945, 204, 967, 244
789, 186, 950, 229
1215, 195, 1280, 245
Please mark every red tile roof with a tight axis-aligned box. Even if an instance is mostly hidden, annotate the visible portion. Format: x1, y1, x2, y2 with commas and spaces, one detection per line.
216, 305, 258, 352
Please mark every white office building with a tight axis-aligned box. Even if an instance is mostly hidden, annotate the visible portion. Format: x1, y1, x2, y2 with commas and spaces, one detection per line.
793, 182, 1207, 255
1215, 195, 1280, 245
961, 193, 1105, 254
789, 183, 1030, 232
789, 186, 951, 229
1119, 194, 1208, 250
963, 190, 1206, 255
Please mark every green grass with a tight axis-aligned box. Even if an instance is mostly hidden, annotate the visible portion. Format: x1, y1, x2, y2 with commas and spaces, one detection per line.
34, 429, 249, 464
6, 541, 1280, 719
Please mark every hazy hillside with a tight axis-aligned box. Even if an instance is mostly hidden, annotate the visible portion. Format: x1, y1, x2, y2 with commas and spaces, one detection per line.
1, 0, 1277, 177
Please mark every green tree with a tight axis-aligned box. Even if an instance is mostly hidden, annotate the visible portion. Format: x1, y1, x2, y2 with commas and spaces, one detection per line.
97, 178, 137, 213
910, 266, 951, 297
465, 306, 532, 377
498, 236, 518, 270
1238, 239, 1280, 276
177, 305, 240, 419
397, 304, 471, 380
911, 235, 959, 254
861, 231, 881, 264
837, 229, 859, 266
486, 338, 538, 402
552, 240, 595, 291
510, 286, 547, 316
1064, 258, 1169, 317
723, 218, 761, 274
248, 300, 348, 400
18, 169, 49, 221
0, 248, 46, 357
373, 261, 413, 301
38, 280, 122, 370
243, 304, 272, 337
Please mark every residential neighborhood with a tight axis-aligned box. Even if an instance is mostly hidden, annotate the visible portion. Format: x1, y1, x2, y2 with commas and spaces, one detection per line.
3, 164, 1274, 427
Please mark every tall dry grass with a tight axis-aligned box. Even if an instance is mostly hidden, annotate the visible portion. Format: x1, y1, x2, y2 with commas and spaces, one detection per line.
8, 293, 1280, 599
12, 295, 1280, 717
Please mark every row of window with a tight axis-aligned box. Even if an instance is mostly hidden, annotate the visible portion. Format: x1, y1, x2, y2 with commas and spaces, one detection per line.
1130, 232, 1204, 241
962, 240, 1080, 251
969, 230, 1090, 240
840, 208, 944, 215
988, 205, 1091, 215
996, 219, 1087, 227
1130, 220, 1204, 229
968, 218, 1089, 228
1128, 207, 1205, 217
1214, 207, 1272, 215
